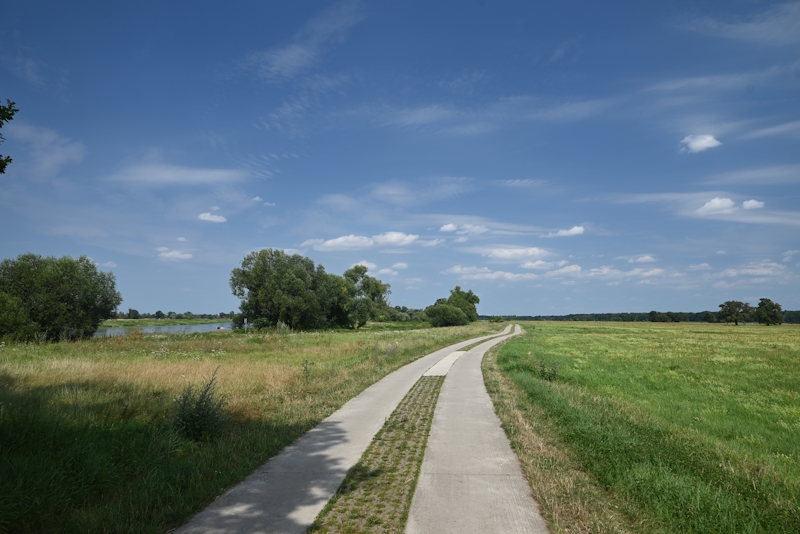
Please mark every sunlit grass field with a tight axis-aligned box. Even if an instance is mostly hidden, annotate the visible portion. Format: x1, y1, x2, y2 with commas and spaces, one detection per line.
0, 322, 499, 533
490, 322, 800, 533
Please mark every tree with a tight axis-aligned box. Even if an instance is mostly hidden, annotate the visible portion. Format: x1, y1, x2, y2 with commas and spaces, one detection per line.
155, 310, 165, 319
754, 298, 783, 326
702, 311, 716, 323
425, 304, 469, 327
343, 265, 392, 323
0, 100, 19, 174
127, 308, 140, 319
230, 249, 359, 330
0, 253, 122, 341
718, 301, 751, 326
447, 286, 480, 322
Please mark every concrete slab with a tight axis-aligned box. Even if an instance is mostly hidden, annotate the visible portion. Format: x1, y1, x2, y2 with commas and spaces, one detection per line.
407, 326, 551, 534
423, 351, 465, 376
175, 325, 513, 534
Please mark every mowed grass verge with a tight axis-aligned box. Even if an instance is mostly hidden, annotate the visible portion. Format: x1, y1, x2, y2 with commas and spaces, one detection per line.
0, 322, 499, 533
309, 376, 444, 533
486, 322, 800, 534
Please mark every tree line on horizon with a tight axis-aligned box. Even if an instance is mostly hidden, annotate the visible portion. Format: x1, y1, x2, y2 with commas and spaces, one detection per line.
486, 299, 795, 325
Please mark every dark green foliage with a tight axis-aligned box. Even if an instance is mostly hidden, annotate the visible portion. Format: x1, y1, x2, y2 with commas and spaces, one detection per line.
0, 253, 122, 341
702, 311, 716, 323
0, 291, 36, 341
424, 304, 469, 327
230, 249, 394, 330
446, 286, 480, 322
537, 359, 559, 381
754, 298, 783, 326
174, 369, 227, 442
0, 99, 18, 174
718, 301, 752, 326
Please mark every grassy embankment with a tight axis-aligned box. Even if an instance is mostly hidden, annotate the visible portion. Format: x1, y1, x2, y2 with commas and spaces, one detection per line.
100, 318, 228, 327
0, 322, 499, 533
484, 322, 800, 533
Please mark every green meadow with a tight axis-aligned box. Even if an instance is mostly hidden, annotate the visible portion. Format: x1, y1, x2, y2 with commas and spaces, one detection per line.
491, 322, 800, 533
0, 322, 498, 533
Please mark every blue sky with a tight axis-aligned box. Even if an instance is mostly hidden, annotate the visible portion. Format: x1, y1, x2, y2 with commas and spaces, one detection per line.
2, 1, 799, 315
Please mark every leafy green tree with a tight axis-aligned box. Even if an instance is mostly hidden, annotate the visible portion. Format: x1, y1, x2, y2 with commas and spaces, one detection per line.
230, 249, 358, 330
718, 301, 751, 326
447, 286, 480, 322
702, 311, 716, 323
0, 253, 122, 341
0, 291, 36, 340
425, 304, 469, 327
754, 298, 783, 326
127, 308, 140, 319
343, 265, 392, 323
0, 100, 19, 174
155, 310, 165, 319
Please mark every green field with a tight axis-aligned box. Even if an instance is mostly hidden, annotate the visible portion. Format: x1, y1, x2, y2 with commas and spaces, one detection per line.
0, 322, 499, 533
490, 322, 800, 533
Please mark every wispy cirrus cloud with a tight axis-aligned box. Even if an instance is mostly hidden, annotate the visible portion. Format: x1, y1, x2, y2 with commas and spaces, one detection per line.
238, 0, 366, 83
157, 247, 192, 261
685, 2, 800, 45
7, 123, 85, 180
742, 120, 800, 139
110, 163, 248, 187
705, 165, 800, 184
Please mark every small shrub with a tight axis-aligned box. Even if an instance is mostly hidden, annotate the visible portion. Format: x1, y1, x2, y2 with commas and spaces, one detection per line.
538, 359, 559, 381
174, 368, 227, 442
424, 304, 469, 327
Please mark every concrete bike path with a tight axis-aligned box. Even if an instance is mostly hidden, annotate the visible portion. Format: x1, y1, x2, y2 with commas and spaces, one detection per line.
176, 325, 514, 534
407, 325, 551, 534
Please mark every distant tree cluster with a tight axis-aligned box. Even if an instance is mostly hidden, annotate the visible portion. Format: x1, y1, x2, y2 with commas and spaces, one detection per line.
113, 309, 234, 320
229, 249, 395, 330
423, 286, 480, 327
485, 298, 795, 325
0, 253, 122, 341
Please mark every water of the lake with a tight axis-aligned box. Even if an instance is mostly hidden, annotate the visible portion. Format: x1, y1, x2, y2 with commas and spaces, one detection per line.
93, 322, 232, 338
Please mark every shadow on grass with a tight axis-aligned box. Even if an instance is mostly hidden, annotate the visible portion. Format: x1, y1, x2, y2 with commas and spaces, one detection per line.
0, 372, 320, 534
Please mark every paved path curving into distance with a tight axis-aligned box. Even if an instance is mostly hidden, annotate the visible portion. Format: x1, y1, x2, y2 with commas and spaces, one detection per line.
176, 325, 515, 534
407, 325, 550, 534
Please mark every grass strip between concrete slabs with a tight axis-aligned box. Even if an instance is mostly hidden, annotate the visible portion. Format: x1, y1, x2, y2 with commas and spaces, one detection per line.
309, 376, 444, 534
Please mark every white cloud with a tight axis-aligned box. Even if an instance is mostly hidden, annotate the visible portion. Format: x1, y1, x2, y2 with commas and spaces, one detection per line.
630, 255, 656, 263
352, 260, 376, 271
420, 239, 445, 247
8, 123, 85, 179
521, 260, 549, 269
211, 206, 220, 211
109, 163, 248, 186
696, 197, 736, 215
252, 196, 263, 201
377, 268, 398, 276
541, 225, 584, 238
717, 260, 787, 278
742, 199, 764, 210
177, 237, 187, 242
486, 247, 548, 260
372, 232, 419, 246
688, 263, 712, 271
303, 235, 373, 251
680, 134, 722, 153
264, 202, 276, 206
392, 262, 408, 269
444, 265, 539, 281
102, 261, 117, 268
440, 223, 458, 232
498, 179, 546, 188
198, 212, 227, 223
717, 250, 726, 255
454, 236, 469, 243
158, 249, 192, 261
